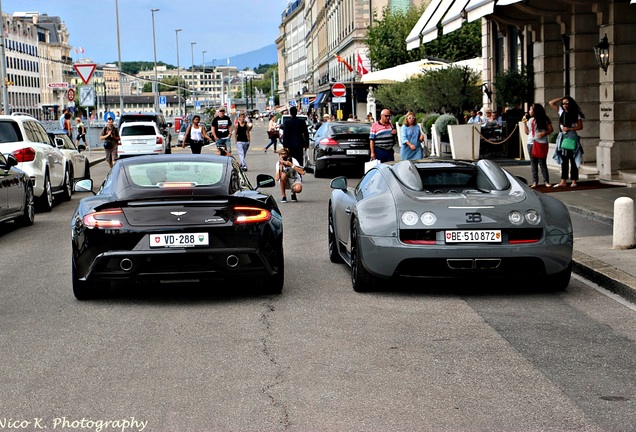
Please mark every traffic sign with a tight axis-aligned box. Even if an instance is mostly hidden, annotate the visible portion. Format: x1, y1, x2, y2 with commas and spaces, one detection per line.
79, 86, 95, 107
159, 95, 167, 107
48, 82, 69, 89
73, 63, 96, 85
67, 89, 75, 102
302, 97, 309, 106
332, 82, 346, 97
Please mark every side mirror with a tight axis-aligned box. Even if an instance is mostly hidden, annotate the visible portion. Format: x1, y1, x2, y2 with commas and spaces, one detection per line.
255, 174, 276, 189
78, 143, 87, 152
330, 176, 348, 191
74, 178, 95, 194
6, 154, 18, 168
55, 138, 64, 148
167, 122, 173, 128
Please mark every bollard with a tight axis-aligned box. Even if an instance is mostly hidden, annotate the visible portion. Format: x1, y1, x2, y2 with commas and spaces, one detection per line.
613, 197, 635, 249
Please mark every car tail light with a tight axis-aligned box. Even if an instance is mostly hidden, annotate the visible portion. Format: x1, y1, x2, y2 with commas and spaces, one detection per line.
232, 206, 271, 224
12, 147, 36, 162
83, 209, 124, 228
156, 136, 164, 144
319, 138, 338, 146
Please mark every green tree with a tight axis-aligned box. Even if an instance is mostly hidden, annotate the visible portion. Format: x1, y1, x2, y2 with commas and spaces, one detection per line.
493, 66, 532, 109
374, 65, 481, 118
143, 76, 190, 97
421, 21, 481, 63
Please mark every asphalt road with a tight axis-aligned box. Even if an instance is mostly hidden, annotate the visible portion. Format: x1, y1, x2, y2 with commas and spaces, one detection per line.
1, 124, 635, 431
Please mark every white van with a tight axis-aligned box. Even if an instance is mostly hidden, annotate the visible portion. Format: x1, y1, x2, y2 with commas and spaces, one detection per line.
118, 121, 165, 158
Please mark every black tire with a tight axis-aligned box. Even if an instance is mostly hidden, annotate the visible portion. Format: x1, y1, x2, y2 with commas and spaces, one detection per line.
328, 203, 343, 263
549, 263, 572, 291
351, 222, 379, 292
261, 249, 284, 295
15, 182, 35, 227
59, 167, 72, 202
37, 171, 54, 212
72, 262, 106, 300
314, 161, 327, 178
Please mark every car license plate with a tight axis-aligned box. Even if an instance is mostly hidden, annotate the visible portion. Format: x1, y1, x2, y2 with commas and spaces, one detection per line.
445, 230, 502, 243
347, 149, 369, 155
150, 233, 209, 248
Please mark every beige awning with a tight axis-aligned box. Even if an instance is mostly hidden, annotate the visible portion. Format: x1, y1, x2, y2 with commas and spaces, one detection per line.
360, 59, 449, 84
406, 0, 445, 51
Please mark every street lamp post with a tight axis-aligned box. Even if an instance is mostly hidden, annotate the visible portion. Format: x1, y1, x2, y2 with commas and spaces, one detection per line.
151, 8, 160, 112
202, 50, 207, 108
190, 42, 196, 113
175, 29, 182, 117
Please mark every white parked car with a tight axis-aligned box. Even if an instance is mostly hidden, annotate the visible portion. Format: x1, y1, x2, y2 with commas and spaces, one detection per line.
0, 115, 71, 211
118, 121, 165, 158
47, 130, 90, 185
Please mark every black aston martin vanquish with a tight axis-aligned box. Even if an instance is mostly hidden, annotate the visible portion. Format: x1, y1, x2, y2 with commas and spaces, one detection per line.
71, 154, 283, 299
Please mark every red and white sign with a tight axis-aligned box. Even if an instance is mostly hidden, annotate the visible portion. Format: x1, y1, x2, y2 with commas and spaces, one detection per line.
73, 63, 96, 85
67, 89, 75, 102
48, 82, 69, 88
332, 82, 346, 97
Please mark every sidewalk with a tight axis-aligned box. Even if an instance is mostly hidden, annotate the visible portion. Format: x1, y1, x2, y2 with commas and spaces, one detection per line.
504, 162, 636, 302
85, 150, 636, 302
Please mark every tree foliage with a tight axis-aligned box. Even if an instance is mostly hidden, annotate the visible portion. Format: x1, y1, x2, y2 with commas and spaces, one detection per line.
142, 76, 190, 97
365, 5, 481, 71
374, 65, 482, 118
493, 66, 532, 109
118, 61, 175, 76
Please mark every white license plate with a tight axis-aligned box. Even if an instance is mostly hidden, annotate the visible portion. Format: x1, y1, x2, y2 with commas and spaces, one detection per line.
445, 230, 502, 243
347, 149, 369, 155
150, 232, 209, 248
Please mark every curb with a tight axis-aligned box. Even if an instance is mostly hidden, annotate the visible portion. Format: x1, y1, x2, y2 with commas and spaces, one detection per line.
573, 250, 636, 303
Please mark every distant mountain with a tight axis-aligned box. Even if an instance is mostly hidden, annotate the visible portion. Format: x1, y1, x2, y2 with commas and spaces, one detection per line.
207, 44, 277, 70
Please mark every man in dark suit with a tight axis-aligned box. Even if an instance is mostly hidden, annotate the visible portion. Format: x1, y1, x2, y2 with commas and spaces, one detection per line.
280, 106, 309, 165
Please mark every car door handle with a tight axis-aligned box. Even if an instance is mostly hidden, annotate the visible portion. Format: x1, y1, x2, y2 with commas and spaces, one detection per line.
345, 207, 351, 215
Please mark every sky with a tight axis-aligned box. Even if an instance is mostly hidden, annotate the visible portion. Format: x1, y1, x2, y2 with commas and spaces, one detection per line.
1, 0, 288, 66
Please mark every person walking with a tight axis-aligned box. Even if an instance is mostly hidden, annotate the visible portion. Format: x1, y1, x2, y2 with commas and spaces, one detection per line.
75, 117, 87, 148
522, 103, 553, 188
211, 107, 233, 155
235, 112, 251, 171
274, 147, 305, 203
264, 114, 279, 153
549, 96, 584, 187
62, 109, 73, 138
400, 111, 424, 161
182, 115, 211, 154
369, 109, 397, 163
279, 106, 309, 166
99, 117, 120, 168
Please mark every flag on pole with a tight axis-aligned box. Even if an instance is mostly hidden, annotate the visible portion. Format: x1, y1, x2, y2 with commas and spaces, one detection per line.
227, 57, 230, 65
79, 47, 84, 53
334, 54, 353, 72
357, 53, 369, 75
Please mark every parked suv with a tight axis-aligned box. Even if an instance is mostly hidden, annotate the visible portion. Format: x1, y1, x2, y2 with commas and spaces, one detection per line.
117, 112, 173, 153
0, 115, 71, 211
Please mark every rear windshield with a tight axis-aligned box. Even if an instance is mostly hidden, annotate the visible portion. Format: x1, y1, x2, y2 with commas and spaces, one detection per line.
121, 115, 158, 124
0, 121, 21, 143
121, 125, 157, 136
331, 124, 371, 135
126, 161, 225, 187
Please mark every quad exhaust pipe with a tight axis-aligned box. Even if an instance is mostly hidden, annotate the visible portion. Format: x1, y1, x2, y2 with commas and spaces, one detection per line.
447, 258, 501, 270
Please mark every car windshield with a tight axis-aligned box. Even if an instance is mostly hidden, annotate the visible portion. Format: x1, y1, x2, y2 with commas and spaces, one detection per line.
122, 125, 157, 136
126, 161, 225, 187
180, 123, 188, 132
331, 124, 370, 135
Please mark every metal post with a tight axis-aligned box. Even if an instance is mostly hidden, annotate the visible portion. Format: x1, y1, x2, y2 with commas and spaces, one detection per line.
0, 0, 10, 114
202, 50, 206, 108
190, 42, 196, 113
151, 9, 160, 112
175, 29, 182, 117
115, 0, 124, 114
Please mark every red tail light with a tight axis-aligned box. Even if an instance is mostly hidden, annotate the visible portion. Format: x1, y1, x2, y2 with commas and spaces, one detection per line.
83, 209, 124, 228
232, 206, 271, 224
12, 147, 36, 162
156, 136, 164, 144
319, 138, 338, 146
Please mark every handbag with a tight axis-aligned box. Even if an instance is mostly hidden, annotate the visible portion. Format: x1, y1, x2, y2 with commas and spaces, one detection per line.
531, 142, 548, 159
267, 129, 279, 139
418, 125, 430, 157
561, 137, 577, 151
364, 159, 380, 173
